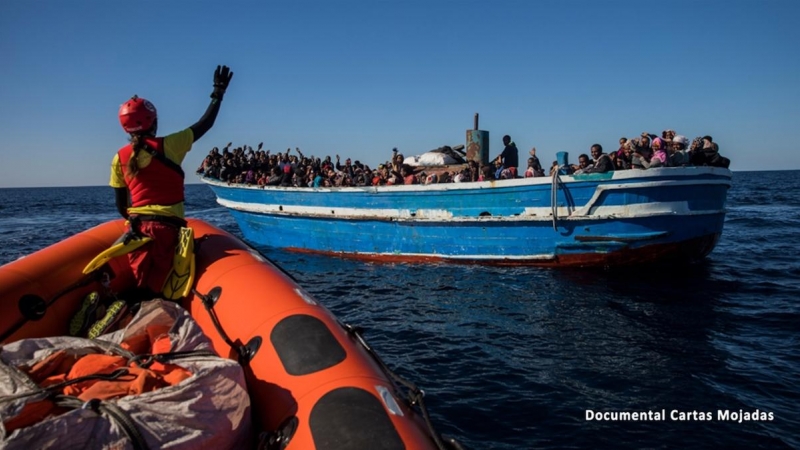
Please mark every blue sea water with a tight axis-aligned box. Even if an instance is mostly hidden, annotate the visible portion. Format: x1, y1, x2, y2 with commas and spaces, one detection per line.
1, 171, 798, 449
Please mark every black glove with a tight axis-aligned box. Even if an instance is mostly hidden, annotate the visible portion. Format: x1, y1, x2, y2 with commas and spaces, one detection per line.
211, 65, 234, 99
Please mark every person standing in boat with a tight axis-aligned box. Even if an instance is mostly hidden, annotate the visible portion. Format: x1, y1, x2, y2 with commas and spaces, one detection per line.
494, 135, 519, 178
111, 65, 234, 298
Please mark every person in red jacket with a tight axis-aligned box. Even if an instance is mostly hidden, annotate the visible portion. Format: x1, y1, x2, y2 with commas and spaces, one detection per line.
111, 65, 233, 297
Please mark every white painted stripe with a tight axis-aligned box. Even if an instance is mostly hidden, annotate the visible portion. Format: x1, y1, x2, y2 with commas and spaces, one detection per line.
570, 180, 731, 217
216, 198, 441, 219
217, 198, 725, 222
337, 250, 558, 261
420, 253, 556, 260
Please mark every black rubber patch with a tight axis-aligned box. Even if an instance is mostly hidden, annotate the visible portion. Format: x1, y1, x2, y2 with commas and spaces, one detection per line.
310, 387, 405, 450
270, 314, 346, 375
18, 294, 46, 321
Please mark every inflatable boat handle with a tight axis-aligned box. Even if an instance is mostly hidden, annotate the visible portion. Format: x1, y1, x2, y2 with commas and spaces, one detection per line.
193, 286, 262, 364
1, 270, 107, 343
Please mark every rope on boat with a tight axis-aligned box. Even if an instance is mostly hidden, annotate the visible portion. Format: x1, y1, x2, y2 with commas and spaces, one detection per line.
0, 368, 132, 404
551, 168, 561, 231
193, 287, 261, 365
56, 395, 150, 450
128, 350, 218, 368
193, 245, 460, 449
343, 323, 459, 450
1, 270, 108, 343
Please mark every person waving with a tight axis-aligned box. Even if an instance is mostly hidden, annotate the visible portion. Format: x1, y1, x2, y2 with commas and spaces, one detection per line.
110, 65, 233, 298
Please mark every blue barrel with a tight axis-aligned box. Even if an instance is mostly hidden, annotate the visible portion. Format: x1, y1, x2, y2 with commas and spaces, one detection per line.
466, 130, 490, 164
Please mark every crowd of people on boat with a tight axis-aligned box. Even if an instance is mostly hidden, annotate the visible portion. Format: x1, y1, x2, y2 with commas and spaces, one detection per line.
196, 129, 730, 188
562, 130, 731, 175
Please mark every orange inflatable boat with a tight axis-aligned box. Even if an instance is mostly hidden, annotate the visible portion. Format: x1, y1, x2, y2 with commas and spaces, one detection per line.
0, 219, 462, 449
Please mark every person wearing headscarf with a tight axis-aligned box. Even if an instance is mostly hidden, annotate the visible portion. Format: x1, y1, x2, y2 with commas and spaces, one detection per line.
669, 135, 691, 166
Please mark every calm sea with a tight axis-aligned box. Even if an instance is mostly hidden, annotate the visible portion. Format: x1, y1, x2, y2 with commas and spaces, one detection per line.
1, 171, 798, 449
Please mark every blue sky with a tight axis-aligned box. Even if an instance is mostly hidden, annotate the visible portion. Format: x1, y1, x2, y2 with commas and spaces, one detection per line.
1, 0, 798, 188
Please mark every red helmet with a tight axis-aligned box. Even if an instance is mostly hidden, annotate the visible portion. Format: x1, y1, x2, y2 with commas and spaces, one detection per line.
118, 95, 157, 133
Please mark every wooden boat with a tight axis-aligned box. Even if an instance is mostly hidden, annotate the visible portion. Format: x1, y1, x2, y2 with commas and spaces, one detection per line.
0, 219, 459, 449
201, 163, 732, 267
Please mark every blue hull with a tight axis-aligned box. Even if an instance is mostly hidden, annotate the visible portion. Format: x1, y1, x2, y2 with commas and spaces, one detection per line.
202, 167, 731, 266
